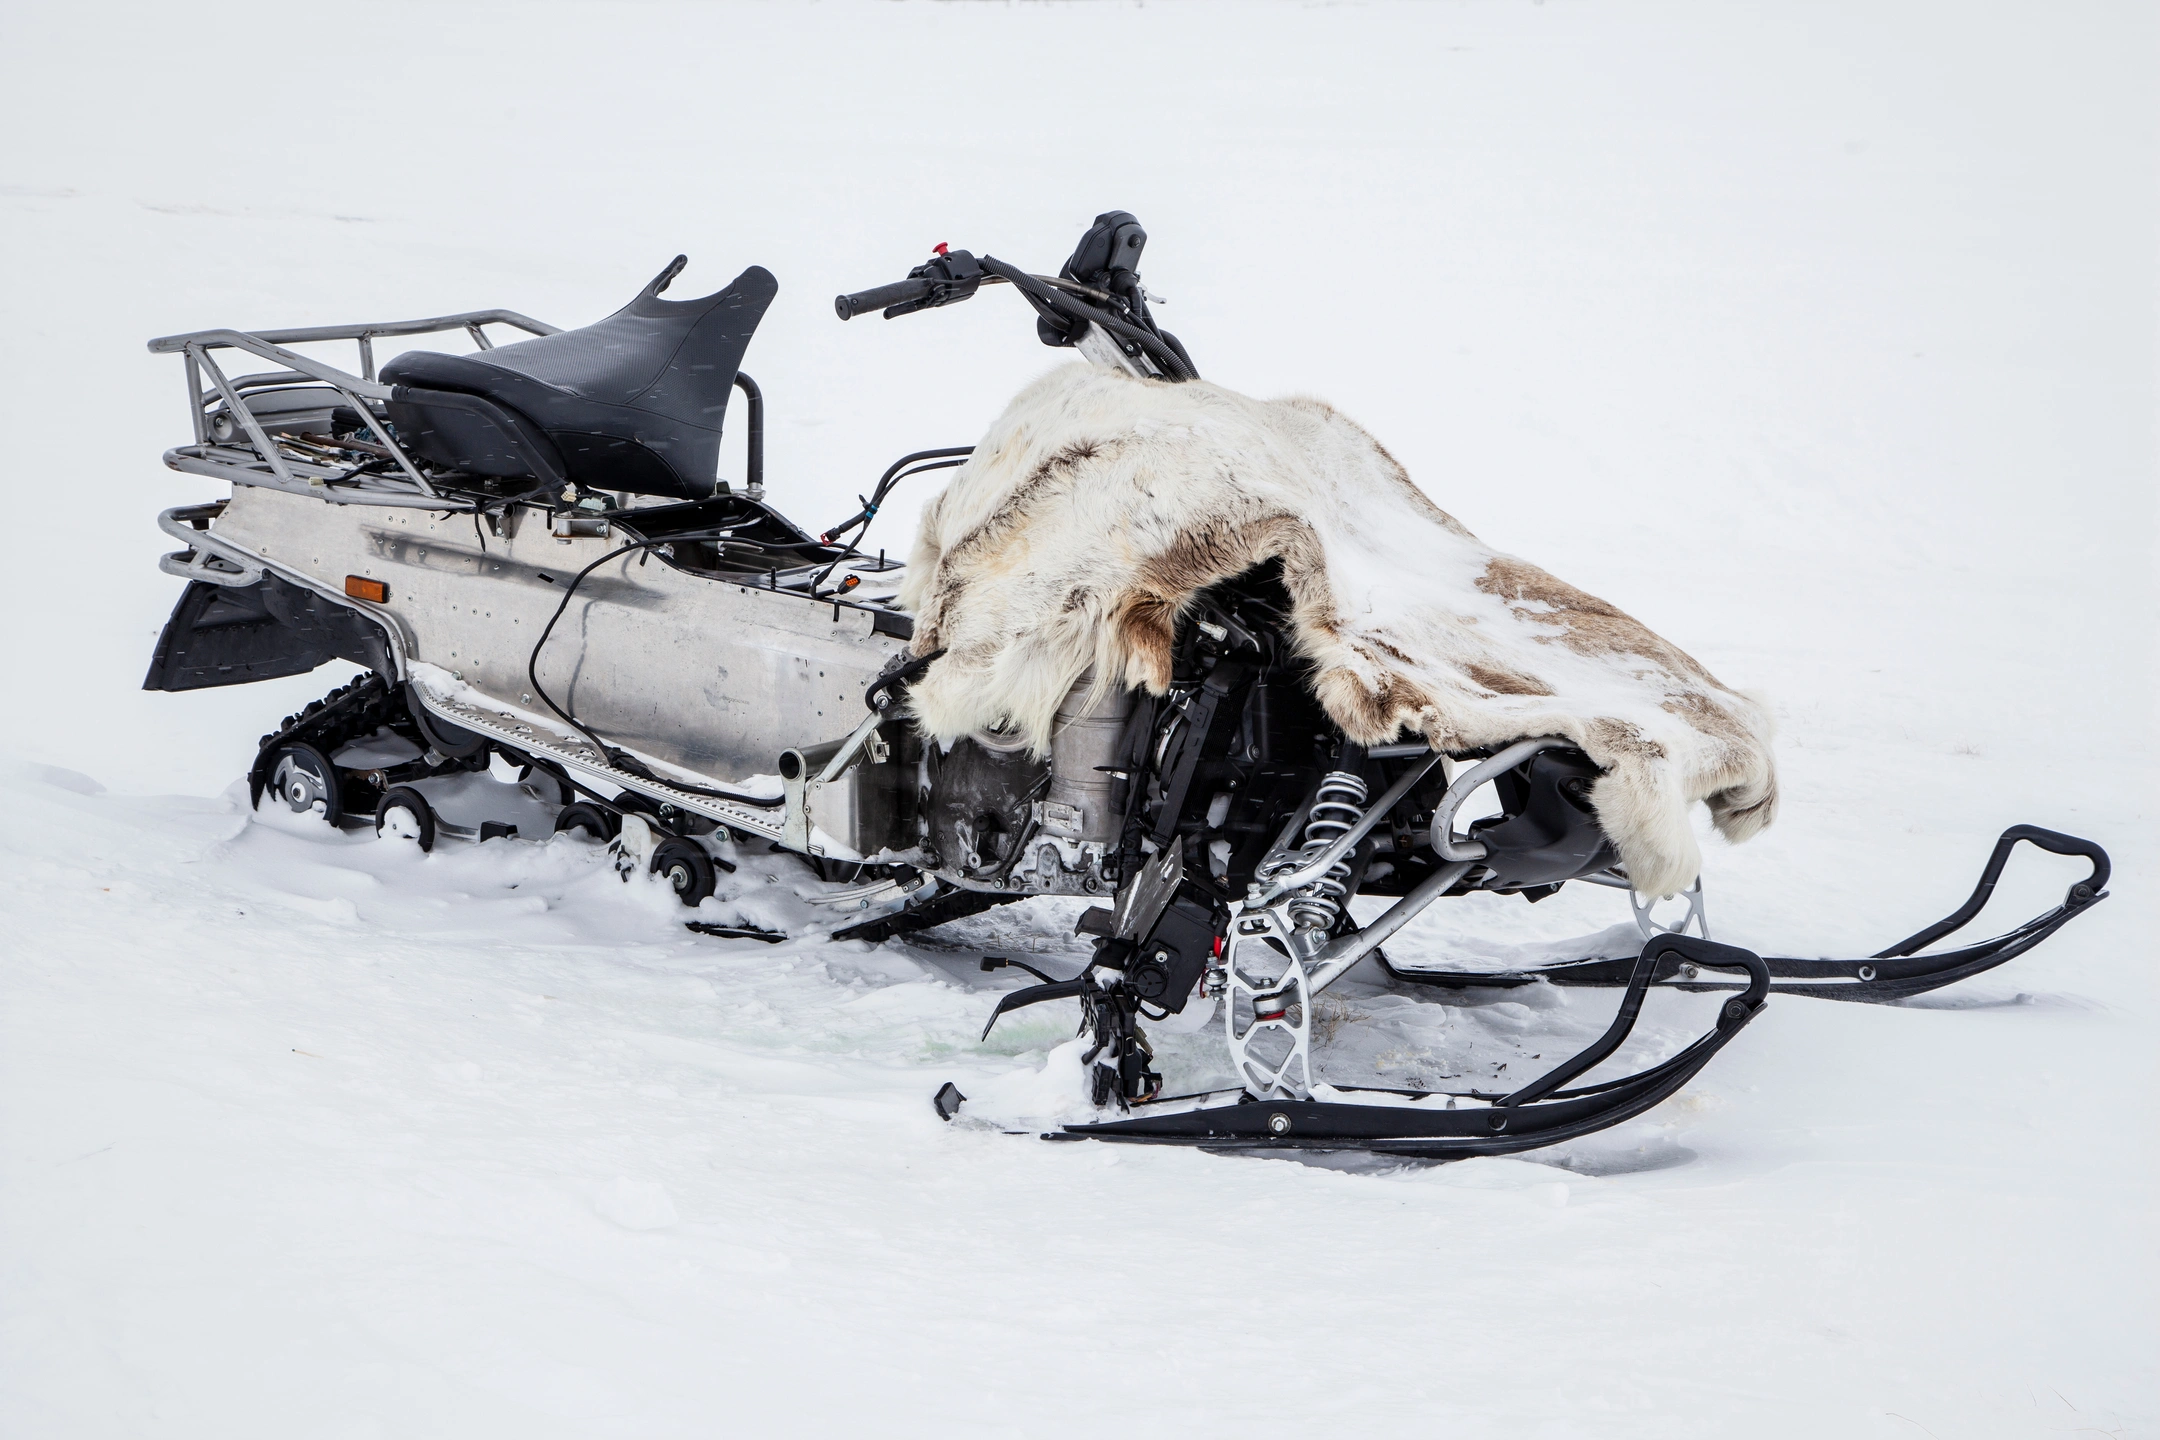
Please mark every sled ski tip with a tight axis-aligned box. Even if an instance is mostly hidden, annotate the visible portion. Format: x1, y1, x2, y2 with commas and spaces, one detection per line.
933, 1082, 967, 1121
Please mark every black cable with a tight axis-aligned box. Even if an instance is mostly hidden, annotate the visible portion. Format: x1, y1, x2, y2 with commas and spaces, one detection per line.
820, 447, 975, 545
526, 538, 786, 808
976, 256, 1197, 381
810, 451, 973, 591
830, 456, 967, 548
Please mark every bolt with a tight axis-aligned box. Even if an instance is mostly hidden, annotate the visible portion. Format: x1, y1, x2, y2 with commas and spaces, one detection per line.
1857, 964, 1878, 982
1266, 1113, 1292, 1136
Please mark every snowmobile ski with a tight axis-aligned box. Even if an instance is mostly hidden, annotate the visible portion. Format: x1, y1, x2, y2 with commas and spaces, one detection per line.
1049, 934, 1767, 1156
1383, 825, 2109, 1004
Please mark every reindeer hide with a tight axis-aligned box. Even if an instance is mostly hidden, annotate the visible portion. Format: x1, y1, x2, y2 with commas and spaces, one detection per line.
896, 363, 1776, 897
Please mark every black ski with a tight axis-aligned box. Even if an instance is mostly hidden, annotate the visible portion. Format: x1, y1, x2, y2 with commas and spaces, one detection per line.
1383, 825, 2109, 1004
1052, 934, 1768, 1156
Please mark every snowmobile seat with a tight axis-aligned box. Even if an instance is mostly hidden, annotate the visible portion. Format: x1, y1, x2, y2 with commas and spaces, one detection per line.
381, 261, 776, 500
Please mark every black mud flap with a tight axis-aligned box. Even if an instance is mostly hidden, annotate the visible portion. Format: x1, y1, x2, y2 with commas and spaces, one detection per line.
145, 574, 394, 692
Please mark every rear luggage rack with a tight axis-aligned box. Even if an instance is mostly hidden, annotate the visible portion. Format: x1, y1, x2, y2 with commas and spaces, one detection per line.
148, 311, 558, 510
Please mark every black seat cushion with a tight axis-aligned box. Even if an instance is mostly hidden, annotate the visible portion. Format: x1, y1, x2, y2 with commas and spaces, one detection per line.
383, 262, 776, 499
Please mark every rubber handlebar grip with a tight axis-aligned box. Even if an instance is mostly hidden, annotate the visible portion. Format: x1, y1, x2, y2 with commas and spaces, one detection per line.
835, 279, 934, 320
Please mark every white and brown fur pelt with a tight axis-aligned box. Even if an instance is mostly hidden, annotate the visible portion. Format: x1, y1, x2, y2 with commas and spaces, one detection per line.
896, 363, 1777, 897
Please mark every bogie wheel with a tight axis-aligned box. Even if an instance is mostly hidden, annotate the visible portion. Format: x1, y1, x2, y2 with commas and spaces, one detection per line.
554, 801, 621, 843
651, 839, 718, 907
374, 786, 437, 852
262, 743, 344, 826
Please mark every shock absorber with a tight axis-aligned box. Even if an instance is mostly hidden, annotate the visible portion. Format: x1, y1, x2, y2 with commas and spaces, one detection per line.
1259, 771, 1370, 935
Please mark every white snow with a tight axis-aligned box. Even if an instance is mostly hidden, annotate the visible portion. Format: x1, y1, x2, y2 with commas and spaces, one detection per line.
594, 1177, 682, 1232
1, 3, 2152, 1437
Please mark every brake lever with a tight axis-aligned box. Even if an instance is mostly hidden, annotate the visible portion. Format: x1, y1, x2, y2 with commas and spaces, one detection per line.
891, 247, 985, 317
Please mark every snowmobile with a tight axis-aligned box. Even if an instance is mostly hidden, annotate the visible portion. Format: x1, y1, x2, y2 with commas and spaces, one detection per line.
143, 212, 2111, 1157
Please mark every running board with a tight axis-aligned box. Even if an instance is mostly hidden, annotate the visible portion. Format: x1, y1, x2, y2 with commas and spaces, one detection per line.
1053, 935, 1769, 1157
406, 682, 791, 844
1386, 825, 2110, 1004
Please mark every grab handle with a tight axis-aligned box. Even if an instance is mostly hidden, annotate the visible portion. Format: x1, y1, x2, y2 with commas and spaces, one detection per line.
1501, 936, 1766, 1108
1876, 825, 2111, 959
835, 278, 934, 320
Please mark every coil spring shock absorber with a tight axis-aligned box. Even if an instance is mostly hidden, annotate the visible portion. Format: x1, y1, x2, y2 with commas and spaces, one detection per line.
1259, 771, 1370, 934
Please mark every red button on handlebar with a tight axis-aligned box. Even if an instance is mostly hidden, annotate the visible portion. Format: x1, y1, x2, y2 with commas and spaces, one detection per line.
933, 242, 949, 256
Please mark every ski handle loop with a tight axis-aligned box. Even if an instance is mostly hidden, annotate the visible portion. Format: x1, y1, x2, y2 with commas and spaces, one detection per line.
1500, 935, 1768, 1110
1875, 825, 2111, 960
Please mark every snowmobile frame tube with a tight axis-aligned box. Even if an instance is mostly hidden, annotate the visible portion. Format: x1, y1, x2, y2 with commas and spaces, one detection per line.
157, 504, 263, 588
1056, 934, 1770, 1156
1301, 858, 1476, 996
1430, 736, 1573, 862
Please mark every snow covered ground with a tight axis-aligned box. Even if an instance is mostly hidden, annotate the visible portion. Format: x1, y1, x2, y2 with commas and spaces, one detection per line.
2, 2, 2152, 1435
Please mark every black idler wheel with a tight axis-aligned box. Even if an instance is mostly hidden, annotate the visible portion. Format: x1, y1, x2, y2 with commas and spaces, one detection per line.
553, 802, 621, 842
261, 743, 343, 826
373, 786, 437, 852
651, 839, 718, 907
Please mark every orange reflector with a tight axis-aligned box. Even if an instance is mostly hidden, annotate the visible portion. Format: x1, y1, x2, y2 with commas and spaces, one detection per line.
345, 575, 388, 603
838, 573, 862, 592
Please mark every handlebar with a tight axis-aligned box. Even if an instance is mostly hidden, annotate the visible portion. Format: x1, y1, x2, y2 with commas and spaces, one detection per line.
833, 222, 1197, 381
836, 248, 986, 321
835, 279, 935, 321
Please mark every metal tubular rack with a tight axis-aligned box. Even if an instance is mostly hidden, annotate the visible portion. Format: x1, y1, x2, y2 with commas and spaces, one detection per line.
147, 310, 559, 509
